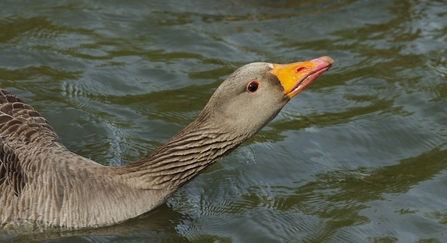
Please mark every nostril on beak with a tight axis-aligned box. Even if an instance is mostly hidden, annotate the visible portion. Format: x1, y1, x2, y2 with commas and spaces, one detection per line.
295, 67, 308, 73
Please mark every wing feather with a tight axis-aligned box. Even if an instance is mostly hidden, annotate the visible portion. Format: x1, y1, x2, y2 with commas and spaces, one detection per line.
0, 88, 63, 198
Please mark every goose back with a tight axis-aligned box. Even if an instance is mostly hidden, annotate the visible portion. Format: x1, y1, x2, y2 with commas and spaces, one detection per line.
0, 89, 166, 228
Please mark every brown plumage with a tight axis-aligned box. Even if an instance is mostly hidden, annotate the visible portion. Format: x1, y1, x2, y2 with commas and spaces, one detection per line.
0, 56, 333, 229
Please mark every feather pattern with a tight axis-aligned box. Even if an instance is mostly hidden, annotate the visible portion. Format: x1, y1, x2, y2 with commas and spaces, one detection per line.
0, 89, 246, 229
0, 89, 163, 228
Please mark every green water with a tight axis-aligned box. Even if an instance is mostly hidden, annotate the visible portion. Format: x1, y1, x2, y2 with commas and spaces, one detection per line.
1, 0, 447, 242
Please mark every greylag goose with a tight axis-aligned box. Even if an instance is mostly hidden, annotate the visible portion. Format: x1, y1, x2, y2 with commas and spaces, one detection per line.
0, 56, 333, 229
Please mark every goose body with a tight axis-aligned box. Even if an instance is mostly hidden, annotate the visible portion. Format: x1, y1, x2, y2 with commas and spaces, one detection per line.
0, 56, 333, 229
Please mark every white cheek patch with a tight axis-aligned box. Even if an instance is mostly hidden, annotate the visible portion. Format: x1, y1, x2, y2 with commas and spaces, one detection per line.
267, 63, 274, 69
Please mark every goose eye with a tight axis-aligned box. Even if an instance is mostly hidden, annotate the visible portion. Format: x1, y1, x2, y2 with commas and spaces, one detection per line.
247, 80, 259, 93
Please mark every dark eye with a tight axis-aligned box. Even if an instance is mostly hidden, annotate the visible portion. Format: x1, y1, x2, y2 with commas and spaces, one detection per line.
247, 80, 259, 93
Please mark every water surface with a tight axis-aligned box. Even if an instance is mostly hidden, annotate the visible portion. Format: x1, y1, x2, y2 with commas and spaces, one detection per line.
1, 0, 447, 242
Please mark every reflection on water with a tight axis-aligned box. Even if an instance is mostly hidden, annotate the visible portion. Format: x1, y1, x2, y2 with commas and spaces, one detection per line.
3, 204, 192, 243
1, 0, 447, 242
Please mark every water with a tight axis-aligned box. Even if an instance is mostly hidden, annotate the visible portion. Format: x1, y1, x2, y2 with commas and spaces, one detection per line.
1, 0, 447, 242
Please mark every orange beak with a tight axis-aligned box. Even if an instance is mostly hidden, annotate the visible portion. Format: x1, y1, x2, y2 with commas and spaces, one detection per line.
270, 56, 334, 98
